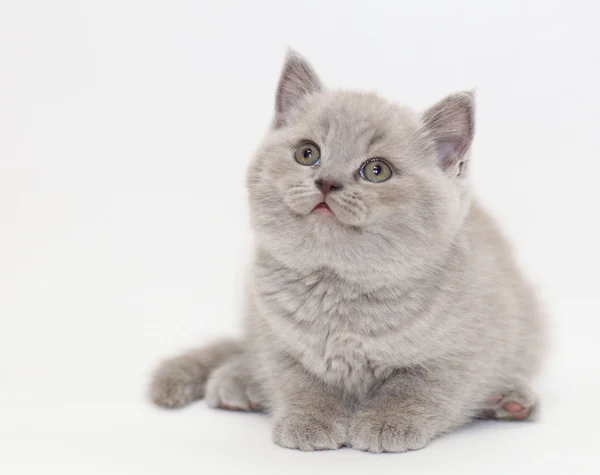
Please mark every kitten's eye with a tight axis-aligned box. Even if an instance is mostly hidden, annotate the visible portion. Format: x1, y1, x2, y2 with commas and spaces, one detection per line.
360, 159, 392, 183
294, 142, 321, 166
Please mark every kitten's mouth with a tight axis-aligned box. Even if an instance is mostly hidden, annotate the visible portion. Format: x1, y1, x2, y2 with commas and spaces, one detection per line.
312, 202, 334, 215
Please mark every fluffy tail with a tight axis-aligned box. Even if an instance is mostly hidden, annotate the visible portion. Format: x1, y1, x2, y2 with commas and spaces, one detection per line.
149, 338, 243, 408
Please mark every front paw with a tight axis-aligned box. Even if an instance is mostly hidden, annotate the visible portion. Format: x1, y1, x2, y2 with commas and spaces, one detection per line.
273, 411, 347, 451
349, 410, 433, 453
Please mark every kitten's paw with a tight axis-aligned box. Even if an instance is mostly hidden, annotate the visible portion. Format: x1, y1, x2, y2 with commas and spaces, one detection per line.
272, 413, 347, 451
349, 411, 433, 453
205, 358, 264, 411
483, 387, 538, 421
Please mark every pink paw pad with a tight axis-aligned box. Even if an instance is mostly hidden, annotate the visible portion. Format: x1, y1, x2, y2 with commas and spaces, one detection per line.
503, 401, 524, 413
511, 408, 531, 420
483, 389, 537, 421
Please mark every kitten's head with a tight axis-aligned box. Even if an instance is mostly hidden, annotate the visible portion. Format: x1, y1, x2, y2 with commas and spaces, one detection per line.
247, 51, 475, 282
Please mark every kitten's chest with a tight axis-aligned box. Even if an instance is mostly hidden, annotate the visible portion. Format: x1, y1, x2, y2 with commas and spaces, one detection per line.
256, 267, 395, 396
301, 328, 394, 396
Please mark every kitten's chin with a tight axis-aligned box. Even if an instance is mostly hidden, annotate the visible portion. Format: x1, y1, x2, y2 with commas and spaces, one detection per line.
307, 208, 366, 231
305, 214, 366, 244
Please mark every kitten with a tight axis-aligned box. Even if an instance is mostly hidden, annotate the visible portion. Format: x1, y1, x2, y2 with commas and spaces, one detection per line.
149, 51, 546, 453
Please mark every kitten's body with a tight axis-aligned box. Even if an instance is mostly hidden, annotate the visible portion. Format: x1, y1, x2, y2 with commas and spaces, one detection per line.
150, 53, 545, 453
252, 201, 542, 402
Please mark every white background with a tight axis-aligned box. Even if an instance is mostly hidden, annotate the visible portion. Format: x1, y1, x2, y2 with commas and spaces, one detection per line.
1, 0, 599, 473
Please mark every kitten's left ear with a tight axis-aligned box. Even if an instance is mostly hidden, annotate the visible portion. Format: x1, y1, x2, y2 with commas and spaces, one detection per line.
422, 91, 475, 175
274, 50, 323, 128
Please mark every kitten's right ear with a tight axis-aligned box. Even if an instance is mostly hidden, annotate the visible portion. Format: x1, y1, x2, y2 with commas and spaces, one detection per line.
274, 50, 323, 129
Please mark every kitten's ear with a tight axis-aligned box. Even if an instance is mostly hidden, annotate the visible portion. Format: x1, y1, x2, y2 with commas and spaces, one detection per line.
274, 50, 323, 128
422, 91, 475, 174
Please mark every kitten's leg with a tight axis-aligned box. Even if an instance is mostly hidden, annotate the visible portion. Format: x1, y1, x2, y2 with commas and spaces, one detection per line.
205, 354, 265, 411
348, 368, 473, 453
150, 339, 243, 408
481, 386, 539, 421
269, 355, 349, 451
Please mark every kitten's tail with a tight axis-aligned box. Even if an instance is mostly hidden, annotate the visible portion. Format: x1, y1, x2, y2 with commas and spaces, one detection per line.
149, 338, 243, 408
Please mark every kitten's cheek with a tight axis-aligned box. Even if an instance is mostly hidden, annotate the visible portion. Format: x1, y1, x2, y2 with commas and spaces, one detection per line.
327, 200, 368, 227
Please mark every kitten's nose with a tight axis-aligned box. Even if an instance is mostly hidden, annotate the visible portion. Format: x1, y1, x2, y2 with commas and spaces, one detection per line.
315, 179, 343, 195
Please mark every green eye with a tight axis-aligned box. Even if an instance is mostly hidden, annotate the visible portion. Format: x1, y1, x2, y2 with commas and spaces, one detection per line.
360, 159, 392, 183
294, 142, 321, 166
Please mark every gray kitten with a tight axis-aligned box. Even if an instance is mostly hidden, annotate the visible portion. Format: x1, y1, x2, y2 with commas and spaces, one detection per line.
150, 51, 546, 453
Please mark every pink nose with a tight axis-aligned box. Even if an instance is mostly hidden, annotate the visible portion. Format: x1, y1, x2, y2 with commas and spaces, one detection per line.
315, 179, 343, 195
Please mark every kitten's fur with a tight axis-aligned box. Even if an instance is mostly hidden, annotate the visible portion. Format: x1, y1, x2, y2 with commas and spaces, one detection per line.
150, 52, 545, 453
